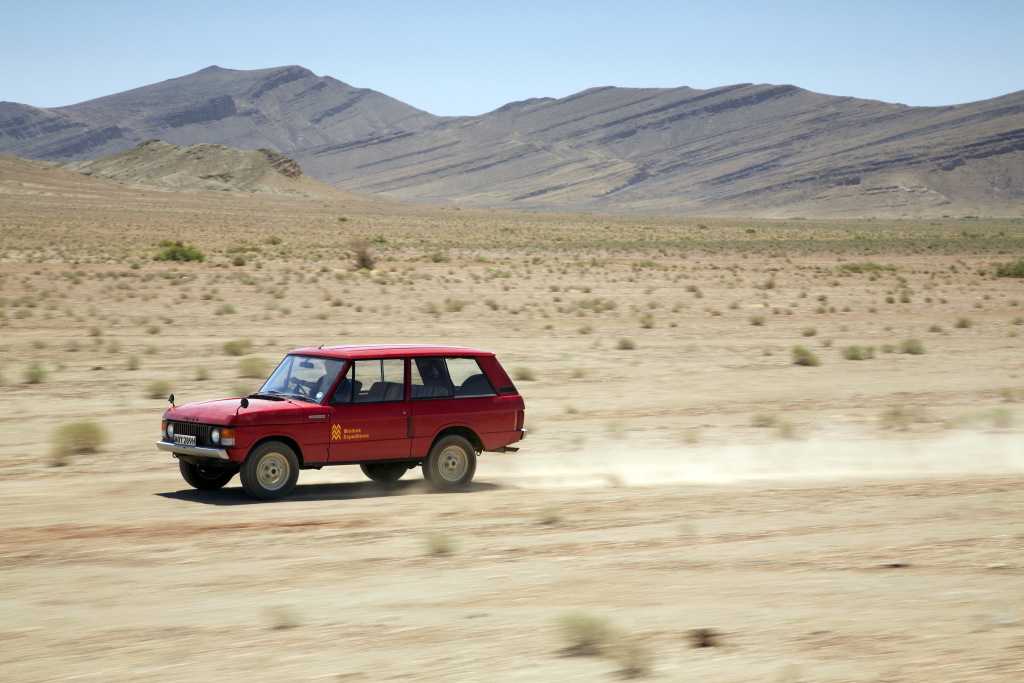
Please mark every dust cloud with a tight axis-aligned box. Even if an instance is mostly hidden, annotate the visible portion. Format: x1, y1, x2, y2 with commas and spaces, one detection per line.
492, 432, 1024, 489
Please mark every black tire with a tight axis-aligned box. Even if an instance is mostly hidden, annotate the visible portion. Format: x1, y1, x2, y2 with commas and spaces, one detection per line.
360, 462, 409, 483
240, 441, 299, 500
179, 460, 237, 490
423, 435, 477, 491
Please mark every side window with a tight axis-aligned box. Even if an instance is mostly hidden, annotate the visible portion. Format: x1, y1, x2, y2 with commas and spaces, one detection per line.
410, 357, 454, 399
330, 363, 356, 404
352, 358, 405, 403
447, 357, 495, 397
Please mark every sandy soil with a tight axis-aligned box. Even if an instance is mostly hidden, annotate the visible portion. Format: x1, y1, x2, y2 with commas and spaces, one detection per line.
2, 168, 1024, 680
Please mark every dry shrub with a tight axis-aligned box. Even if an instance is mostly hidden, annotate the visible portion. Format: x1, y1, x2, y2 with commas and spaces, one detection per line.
512, 366, 536, 381
223, 339, 249, 356
350, 238, 375, 270
237, 356, 270, 378
51, 421, 107, 465
423, 533, 458, 556
557, 612, 612, 656
610, 633, 653, 678
146, 379, 172, 399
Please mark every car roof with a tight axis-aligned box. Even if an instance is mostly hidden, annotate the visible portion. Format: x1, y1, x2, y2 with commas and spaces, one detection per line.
288, 344, 495, 360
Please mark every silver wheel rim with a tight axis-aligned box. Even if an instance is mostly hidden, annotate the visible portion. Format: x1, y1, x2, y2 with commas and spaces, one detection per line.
437, 445, 468, 481
256, 452, 289, 491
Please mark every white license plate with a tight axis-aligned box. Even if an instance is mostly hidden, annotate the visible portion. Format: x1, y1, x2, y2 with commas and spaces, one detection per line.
174, 434, 197, 446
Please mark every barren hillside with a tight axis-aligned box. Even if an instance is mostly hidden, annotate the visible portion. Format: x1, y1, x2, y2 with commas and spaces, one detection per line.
1, 65, 1022, 217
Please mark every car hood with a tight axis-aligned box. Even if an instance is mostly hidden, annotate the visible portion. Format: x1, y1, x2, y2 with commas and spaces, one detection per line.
161, 396, 316, 427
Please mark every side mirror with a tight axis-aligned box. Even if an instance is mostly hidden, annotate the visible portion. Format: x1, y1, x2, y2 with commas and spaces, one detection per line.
168, 393, 175, 407
240, 397, 249, 409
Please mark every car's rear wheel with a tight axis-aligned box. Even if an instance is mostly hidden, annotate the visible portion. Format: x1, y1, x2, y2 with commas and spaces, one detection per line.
179, 459, 236, 490
240, 441, 299, 500
424, 435, 477, 491
360, 462, 408, 483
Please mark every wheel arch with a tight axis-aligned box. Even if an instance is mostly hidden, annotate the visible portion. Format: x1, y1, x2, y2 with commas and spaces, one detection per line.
432, 426, 483, 453
248, 435, 305, 466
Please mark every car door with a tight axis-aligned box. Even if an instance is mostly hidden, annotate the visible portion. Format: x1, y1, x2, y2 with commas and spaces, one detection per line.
327, 358, 411, 462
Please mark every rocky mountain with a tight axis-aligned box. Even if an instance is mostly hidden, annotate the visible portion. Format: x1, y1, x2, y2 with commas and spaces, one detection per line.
58, 139, 360, 198
2, 65, 1022, 217
0, 66, 437, 162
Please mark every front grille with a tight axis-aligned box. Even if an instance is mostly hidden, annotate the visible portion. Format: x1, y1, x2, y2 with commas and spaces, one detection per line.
169, 421, 214, 447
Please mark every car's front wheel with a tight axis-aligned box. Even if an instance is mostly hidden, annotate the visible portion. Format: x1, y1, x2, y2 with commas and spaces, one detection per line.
424, 435, 477, 491
179, 459, 237, 490
360, 462, 408, 483
240, 441, 299, 500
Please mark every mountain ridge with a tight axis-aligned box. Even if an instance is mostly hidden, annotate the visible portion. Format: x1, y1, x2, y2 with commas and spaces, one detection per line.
1, 65, 1021, 217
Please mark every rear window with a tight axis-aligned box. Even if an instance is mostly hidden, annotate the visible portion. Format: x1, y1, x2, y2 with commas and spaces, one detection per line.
411, 357, 495, 399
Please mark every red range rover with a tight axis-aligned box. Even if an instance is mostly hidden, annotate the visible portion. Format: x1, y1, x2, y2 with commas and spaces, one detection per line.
157, 345, 526, 500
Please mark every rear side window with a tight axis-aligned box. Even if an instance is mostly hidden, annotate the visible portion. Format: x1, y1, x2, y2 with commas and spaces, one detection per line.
332, 358, 405, 404
447, 357, 495, 397
411, 357, 494, 399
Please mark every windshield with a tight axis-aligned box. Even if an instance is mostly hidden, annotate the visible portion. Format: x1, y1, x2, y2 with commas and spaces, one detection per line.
256, 355, 345, 404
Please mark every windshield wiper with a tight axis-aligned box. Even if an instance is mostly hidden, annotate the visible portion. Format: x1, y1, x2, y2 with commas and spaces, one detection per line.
248, 391, 285, 401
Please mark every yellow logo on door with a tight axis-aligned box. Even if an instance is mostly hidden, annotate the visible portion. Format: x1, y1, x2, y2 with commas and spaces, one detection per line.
331, 424, 342, 441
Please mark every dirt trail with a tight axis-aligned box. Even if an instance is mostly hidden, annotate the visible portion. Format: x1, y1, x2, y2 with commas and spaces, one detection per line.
2, 443, 1023, 682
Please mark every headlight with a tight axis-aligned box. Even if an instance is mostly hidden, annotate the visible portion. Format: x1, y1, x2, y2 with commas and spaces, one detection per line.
166, 422, 174, 439
210, 428, 221, 445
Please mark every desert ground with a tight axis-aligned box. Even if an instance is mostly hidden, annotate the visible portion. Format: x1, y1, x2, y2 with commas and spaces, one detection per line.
2, 167, 1024, 681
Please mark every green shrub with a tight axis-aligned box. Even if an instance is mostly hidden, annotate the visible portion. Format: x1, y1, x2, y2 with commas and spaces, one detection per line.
51, 421, 107, 464
153, 240, 205, 262
837, 262, 897, 274
24, 361, 47, 384
791, 346, 821, 367
900, 338, 926, 355
841, 345, 875, 360
954, 317, 973, 329
238, 356, 270, 378
616, 338, 636, 350
994, 259, 1024, 278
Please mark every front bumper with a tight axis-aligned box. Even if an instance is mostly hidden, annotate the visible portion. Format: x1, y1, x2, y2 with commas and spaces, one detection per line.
156, 440, 229, 460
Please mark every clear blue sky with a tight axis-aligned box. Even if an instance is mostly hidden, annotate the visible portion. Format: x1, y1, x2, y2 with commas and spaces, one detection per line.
4, 0, 1022, 116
